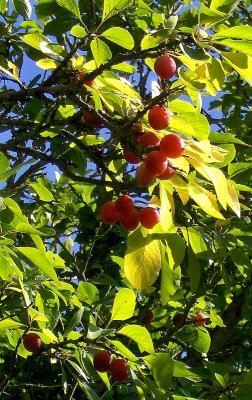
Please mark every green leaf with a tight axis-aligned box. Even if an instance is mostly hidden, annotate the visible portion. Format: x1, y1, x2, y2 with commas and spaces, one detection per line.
110, 288, 136, 321
117, 324, 155, 354
221, 52, 252, 85
0, 152, 10, 176
35, 289, 60, 330
188, 246, 201, 293
173, 360, 201, 379
0, 319, 24, 330
71, 25, 87, 38
108, 340, 138, 361
77, 282, 99, 305
101, 27, 134, 49
214, 39, 252, 57
16, 247, 58, 282
169, 100, 210, 140
0, 249, 23, 280
15, 223, 55, 236
87, 324, 114, 339
143, 353, 174, 390
12, 0, 32, 19
176, 325, 211, 353
214, 25, 252, 40
229, 248, 251, 276
102, 0, 133, 21
36, 59, 60, 70
56, 0, 81, 19
228, 162, 252, 177
20, 33, 51, 51
209, 132, 246, 145
30, 182, 54, 202
188, 227, 209, 258
124, 235, 161, 291
112, 62, 137, 73
63, 306, 84, 337
0, 0, 7, 13
141, 29, 174, 50
90, 38, 112, 67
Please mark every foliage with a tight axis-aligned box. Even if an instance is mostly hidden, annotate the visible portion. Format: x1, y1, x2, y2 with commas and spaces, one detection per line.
0, 0, 252, 399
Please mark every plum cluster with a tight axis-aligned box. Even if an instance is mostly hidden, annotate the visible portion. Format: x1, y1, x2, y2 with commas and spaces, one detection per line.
100, 195, 160, 231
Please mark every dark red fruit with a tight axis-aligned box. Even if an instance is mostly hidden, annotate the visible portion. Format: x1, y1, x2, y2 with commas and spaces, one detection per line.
110, 359, 129, 382
137, 132, 160, 147
157, 165, 175, 180
159, 134, 185, 159
115, 195, 134, 215
23, 333, 42, 353
191, 312, 207, 327
154, 55, 176, 80
135, 164, 156, 186
83, 110, 103, 128
100, 201, 120, 224
143, 310, 154, 325
172, 313, 184, 328
139, 207, 160, 229
120, 209, 139, 231
123, 148, 141, 164
78, 72, 94, 87
93, 350, 113, 372
145, 151, 167, 176
148, 105, 170, 130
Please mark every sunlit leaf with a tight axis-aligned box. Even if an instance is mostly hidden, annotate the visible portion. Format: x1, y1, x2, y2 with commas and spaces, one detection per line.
144, 353, 174, 389
56, 0, 81, 19
117, 324, 155, 354
101, 27, 134, 49
124, 234, 161, 291
111, 288, 136, 321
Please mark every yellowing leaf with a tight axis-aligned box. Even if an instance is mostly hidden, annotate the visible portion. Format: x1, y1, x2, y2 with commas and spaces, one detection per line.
124, 236, 161, 291
111, 288, 136, 321
160, 181, 175, 231
36, 59, 60, 70
188, 159, 228, 209
117, 324, 155, 354
170, 175, 189, 205
188, 182, 224, 219
226, 180, 240, 217
221, 52, 252, 85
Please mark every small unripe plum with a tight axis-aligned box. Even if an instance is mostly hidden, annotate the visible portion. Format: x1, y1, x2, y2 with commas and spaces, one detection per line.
137, 132, 160, 147
145, 151, 167, 176
23, 333, 42, 353
115, 195, 134, 215
100, 201, 120, 224
120, 209, 139, 231
123, 148, 141, 164
83, 110, 103, 128
157, 165, 175, 180
135, 164, 156, 186
191, 312, 207, 327
139, 207, 160, 229
142, 310, 154, 325
148, 105, 170, 130
159, 134, 185, 159
110, 359, 129, 382
154, 55, 176, 80
93, 350, 113, 372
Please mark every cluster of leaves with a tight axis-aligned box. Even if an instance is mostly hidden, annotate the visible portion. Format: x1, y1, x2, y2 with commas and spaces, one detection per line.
0, 0, 252, 399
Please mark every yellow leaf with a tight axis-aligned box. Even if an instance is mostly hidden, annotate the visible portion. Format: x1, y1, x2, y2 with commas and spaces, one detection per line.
188, 159, 228, 209
226, 180, 240, 217
188, 182, 225, 219
36, 59, 60, 70
160, 182, 175, 231
124, 237, 161, 291
221, 52, 252, 85
170, 175, 189, 205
